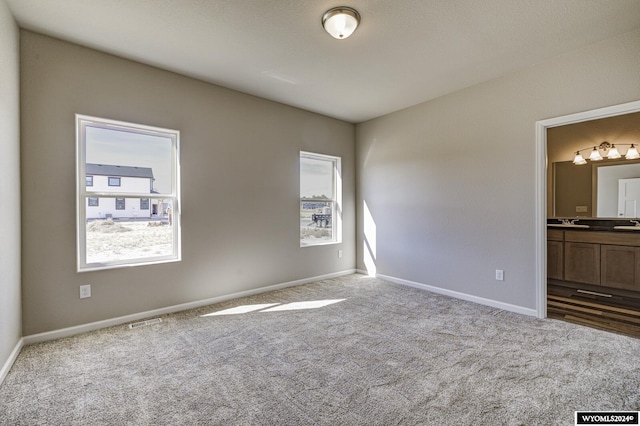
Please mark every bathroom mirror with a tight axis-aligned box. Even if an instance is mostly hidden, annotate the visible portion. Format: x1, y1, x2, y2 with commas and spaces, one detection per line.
548, 111, 640, 218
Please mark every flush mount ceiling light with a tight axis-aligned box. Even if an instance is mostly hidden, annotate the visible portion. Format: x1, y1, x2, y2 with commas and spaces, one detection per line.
322, 6, 361, 39
572, 141, 640, 165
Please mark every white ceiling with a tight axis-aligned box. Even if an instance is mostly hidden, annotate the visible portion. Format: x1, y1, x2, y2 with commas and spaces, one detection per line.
6, 0, 640, 123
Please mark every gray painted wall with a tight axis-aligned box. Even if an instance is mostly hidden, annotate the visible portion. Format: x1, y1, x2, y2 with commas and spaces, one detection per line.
0, 0, 21, 370
20, 32, 355, 335
356, 29, 640, 310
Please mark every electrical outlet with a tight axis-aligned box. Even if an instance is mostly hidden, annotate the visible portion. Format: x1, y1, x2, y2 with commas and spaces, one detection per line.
338, 250, 343, 258
495, 270, 504, 281
80, 284, 91, 299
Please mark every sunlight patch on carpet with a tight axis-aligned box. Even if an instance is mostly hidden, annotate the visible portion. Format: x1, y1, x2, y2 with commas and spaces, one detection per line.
201, 299, 346, 316
261, 299, 345, 312
201, 303, 280, 316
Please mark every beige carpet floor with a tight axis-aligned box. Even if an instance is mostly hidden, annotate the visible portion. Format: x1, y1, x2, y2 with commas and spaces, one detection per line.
1, 274, 639, 425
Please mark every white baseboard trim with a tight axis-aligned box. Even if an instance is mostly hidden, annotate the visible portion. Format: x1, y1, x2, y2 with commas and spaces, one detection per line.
23, 269, 357, 345
0, 338, 24, 386
376, 273, 538, 317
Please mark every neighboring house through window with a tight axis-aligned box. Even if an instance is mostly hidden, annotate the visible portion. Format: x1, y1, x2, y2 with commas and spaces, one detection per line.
300, 151, 342, 246
85, 163, 155, 219
77, 114, 181, 271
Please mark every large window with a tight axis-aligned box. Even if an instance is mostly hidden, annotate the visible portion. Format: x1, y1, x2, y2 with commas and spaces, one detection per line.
77, 115, 180, 271
300, 151, 342, 246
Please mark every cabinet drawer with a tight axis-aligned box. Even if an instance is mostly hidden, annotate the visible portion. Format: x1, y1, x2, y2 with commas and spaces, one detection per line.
547, 229, 563, 242
565, 230, 640, 246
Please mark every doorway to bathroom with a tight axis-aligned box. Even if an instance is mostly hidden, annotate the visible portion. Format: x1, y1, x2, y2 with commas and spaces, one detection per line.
536, 100, 640, 325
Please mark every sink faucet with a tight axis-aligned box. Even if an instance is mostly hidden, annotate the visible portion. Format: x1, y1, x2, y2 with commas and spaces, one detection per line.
561, 219, 578, 225
631, 220, 640, 227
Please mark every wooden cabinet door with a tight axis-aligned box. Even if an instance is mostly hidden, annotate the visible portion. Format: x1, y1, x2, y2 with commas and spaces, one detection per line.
601, 244, 640, 291
564, 242, 600, 285
547, 241, 564, 280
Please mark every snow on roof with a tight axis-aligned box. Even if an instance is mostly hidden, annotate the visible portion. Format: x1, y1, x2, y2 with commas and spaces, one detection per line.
86, 163, 154, 179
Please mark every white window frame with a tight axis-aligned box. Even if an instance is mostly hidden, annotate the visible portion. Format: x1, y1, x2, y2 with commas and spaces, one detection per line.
76, 114, 181, 271
300, 151, 342, 247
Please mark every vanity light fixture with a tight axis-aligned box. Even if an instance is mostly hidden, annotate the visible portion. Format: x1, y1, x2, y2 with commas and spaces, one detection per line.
588, 147, 603, 161
607, 144, 621, 159
572, 152, 587, 165
322, 6, 361, 39
572, 141, 640, 165
626, 144, 640, 160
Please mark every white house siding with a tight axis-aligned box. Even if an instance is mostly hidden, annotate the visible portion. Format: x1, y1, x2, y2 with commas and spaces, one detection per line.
87, 197, 151, 219
87, 175, 151, 194
86, 175, 152, 219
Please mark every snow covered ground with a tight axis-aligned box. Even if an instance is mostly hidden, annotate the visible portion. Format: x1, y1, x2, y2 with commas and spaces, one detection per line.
300, 217, 332, 246
85, 217, 333, 263
86, 220, 173, 264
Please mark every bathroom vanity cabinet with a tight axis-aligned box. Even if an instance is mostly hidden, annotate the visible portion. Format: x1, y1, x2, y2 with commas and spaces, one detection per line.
551, 230, 640, 291
546, 229, 564, 281
547, 228, 640, 337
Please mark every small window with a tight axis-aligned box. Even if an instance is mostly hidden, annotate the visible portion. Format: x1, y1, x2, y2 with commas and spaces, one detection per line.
300, 151, 342, 246
77, 114, 181, 271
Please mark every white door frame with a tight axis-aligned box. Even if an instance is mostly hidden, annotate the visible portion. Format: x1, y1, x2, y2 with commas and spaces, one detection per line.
535, 100, 640, 318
